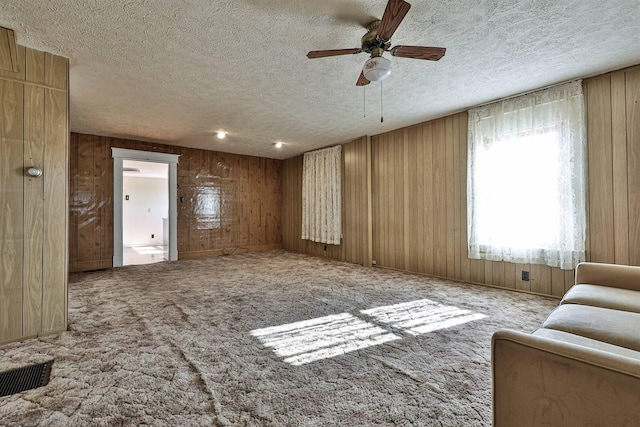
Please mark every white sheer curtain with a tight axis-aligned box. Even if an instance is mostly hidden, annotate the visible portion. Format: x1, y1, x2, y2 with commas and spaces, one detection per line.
302, 145, 342, 245
467, 80, 586, 270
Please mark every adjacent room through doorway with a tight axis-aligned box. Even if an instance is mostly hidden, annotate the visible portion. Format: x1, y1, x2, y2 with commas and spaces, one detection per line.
122, 160, 169, 266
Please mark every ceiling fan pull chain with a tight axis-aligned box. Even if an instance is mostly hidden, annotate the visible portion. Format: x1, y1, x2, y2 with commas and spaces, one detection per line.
380, 81, 384, 123
364, 85, 366, 118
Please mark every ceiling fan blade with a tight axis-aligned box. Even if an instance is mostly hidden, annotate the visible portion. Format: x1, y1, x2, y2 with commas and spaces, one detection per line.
307, 49, 362, 59
377, 0, 411, 41
391, 46, 446, 61
356, 71, 371, 86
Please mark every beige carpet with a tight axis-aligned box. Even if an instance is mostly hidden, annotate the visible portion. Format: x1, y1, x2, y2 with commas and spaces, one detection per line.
0, 251, 558, 426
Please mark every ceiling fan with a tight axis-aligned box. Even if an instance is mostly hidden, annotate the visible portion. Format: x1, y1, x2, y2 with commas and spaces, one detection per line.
306, 0, 446, 86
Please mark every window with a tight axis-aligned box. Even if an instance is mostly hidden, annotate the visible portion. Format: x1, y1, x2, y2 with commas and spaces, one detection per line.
467, 81, 586, 270
302, 145, 342, 245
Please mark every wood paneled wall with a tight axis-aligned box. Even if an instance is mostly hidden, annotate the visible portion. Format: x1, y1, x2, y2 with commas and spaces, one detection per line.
282, 137, 371, 266
283, 66, 640, 298
369, 113, 575, 297
343, 137, 372, 265
0, 31, 68, 344
585, 65, 640, 266
69, 133, 282, 272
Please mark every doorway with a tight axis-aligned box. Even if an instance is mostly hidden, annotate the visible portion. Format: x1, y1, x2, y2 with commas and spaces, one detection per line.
111, 148, 180, 267
122, 160, 168, 265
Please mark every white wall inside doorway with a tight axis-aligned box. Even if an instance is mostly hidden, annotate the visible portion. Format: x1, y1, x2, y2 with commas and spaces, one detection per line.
123, 174, 168, 247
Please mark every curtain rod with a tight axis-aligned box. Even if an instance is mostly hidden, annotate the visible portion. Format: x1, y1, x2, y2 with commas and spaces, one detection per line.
304, 144, 342, 156
472, 79, 582, 110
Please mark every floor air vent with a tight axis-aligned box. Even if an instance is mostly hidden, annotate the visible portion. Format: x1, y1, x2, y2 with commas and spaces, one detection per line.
0, 360, 54, 397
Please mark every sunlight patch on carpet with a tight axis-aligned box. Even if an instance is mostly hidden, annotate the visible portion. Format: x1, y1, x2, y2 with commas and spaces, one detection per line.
252, 299, 487, 365
361, 299, 487, 336
251, 313, 400, 366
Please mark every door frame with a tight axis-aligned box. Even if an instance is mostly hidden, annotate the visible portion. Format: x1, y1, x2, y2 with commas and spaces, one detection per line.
111, 148, 180, 267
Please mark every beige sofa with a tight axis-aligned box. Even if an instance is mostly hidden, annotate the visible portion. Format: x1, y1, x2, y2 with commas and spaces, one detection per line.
492, 262, 640, 427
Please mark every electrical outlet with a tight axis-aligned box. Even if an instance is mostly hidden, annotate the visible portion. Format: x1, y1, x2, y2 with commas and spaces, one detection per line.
151, 234, 154, 239
521, 271, 530, 281
372, 260, 377, 265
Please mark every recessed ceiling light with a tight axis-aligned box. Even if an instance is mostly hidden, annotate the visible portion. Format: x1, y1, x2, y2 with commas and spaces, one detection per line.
274, 142, 284, 149
216, 131, 227, 139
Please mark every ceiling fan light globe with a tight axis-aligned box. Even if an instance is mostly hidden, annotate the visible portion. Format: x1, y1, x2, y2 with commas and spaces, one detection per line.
363, 56, 391, 82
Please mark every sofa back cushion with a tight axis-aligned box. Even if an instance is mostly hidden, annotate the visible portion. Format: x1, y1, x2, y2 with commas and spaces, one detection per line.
562, 284, 640, 313
542, 304, 640, 352
576, 262, 640, 292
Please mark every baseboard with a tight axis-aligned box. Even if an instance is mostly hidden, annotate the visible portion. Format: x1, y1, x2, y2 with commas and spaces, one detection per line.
69, 259, 112, 273
0, 334, 38, 347
373, 264, 563, 300
69, 245, 284, 270
38, 327, 67, 337
179, 244, 282, 260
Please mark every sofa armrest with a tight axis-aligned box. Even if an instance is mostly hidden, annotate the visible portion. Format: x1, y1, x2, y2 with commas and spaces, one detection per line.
575, 262, 640, 291
492, 329, 640, 427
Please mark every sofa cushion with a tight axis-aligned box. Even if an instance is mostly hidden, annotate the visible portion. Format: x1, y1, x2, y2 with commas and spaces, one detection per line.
542, 304, 640, 352
562, 284, 640, 313
576, 262, 640, 292
533, 328, 640, 361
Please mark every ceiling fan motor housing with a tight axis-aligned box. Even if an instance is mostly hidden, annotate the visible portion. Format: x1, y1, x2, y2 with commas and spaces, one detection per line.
361, 20, 392, 55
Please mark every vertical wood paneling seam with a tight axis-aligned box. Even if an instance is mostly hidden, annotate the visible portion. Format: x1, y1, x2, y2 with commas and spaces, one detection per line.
623, 71, 631, 264
452, 114, 460, 280
383, 134, 389, 266
30, 85, 45, 335
366, 135, 373, 266
387, 133, 393, 267
342, 145, 348, 261
64, 77, 69, 323
609, 76, 618, 263
605, 78, 615, 263
445, 116, 455, 278
372, 137, 378, 265
40, 86, 47, 331
583, 81, 591, 261
610, 72, 629, 264
42, 52, 46, 92
20, 80, 26, 336
361, 137, 367, 264
403, 129, 410, 270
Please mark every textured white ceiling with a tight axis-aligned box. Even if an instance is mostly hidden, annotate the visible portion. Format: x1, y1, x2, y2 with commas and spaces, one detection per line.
1, 1, 639, 160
